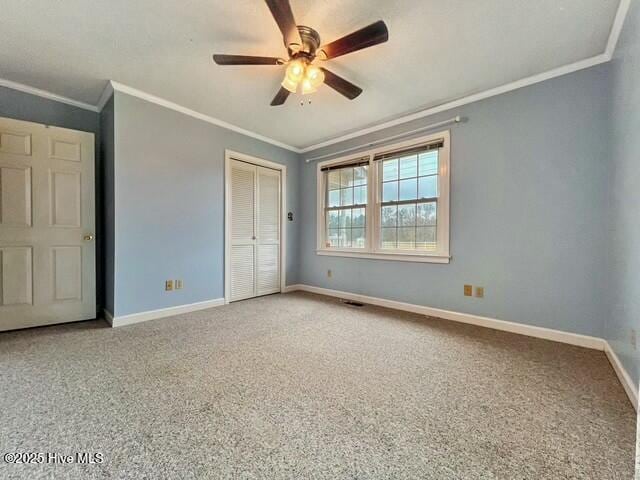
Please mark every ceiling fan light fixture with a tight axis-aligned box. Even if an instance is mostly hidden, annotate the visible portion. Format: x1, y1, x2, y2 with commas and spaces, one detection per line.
285, 60, 305, 82
300, 78, 318, 95
281, 75, 299, 93
281, 58, 307, 93
305, 65, 325, 88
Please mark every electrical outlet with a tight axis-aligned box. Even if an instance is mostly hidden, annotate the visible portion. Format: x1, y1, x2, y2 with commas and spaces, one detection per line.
464, 285, 473, 297
475, 287, 484, 298
327, 269, 332, 278
165, 280, 173, 291
631, 328, 637, 350
175, 279, 183, 290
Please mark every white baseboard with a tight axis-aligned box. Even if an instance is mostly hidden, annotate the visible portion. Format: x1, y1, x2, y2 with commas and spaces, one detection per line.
103, 309, 114, 326
104, 298, 225, 328
604, 343, 638, 410
285, 284, 604, 349
284, 284, 637, 410
282, 285, 301, 294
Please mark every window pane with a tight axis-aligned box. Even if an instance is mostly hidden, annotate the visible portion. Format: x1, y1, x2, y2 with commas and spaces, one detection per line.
352, 208, 366, 227
397, 227, 416, 249
382, 181, 398, 202
418, 175, 437, 199
417, 202, 437, 226
327, 228, 340, 247
327, 210, 340, 229
399, 155, 418, 179
354, 166, 367, 186
341, 228, 352, 248
399, 178, 417, 201
328, 189, 340, 207
340, 188, 353, 206
416, 226, 436, 249
419, 151, 438, 176
381, 228, 397, 249
354, 185, 367, 205
398, 204, 416, 226
352, 228, 365, 248
339, 209, 352, 228
382, 159, 398, 181
328, 170, 341, 190
340, 168, 353, 188
381, 205, 397, 227
329, 228, 353, 247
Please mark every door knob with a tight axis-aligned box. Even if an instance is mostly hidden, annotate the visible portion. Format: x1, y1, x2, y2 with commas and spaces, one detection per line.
252, 236, 256, 240
83, 234, 94, 241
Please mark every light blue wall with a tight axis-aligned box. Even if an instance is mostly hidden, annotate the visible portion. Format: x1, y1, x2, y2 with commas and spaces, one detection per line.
0, 86, 99, 134
298, 65, 612, 338
111, 92, 300, 316
608, 0, 640, 389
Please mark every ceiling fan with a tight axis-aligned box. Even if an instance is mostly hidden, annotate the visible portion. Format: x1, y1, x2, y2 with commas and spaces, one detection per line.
212, 0, 389, 106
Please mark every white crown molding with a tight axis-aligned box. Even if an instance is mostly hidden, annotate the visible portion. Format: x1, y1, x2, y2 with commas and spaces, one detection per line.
0, 54, 609, 155
605, 0, 632, 58
299, 0, 631, 154
108, 81, 302, 153
96, 81, 114, 112
0, 0, 631, 153
284, 284, 637, 410
299, 53, 610, 153
0, 77, 99, 112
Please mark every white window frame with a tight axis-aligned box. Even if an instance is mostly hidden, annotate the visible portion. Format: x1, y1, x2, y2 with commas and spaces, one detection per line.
316, 130, 450, 264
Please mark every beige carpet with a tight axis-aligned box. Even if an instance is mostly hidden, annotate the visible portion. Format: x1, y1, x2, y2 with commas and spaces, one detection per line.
0, 291, 635, 479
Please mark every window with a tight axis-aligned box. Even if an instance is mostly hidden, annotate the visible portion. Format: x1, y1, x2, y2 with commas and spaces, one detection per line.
379, 148, 439, 251
324, 161, 368, 249
317, 131, 450, 263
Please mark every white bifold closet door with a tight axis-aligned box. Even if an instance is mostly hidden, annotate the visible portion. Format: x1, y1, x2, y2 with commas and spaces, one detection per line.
229, 159, 281, 302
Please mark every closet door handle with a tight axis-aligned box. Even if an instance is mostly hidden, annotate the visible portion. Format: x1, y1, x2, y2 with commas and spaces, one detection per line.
252, 235, 256, 240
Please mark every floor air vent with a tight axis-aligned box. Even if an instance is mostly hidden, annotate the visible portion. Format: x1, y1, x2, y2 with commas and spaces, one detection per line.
342, 300, 365, 307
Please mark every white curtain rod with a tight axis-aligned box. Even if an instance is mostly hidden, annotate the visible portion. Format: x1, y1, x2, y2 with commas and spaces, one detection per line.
304, 116, 463, 163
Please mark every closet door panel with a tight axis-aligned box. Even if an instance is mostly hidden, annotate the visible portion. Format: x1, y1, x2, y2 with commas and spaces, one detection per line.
256, 167, 281, 296
229, 160, 256, 301
230, 244, 255, 301
256, 244, 279, 295
230, 163, 255, 243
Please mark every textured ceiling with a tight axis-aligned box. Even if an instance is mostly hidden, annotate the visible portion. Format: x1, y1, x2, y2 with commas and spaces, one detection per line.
0, 0, 621, 149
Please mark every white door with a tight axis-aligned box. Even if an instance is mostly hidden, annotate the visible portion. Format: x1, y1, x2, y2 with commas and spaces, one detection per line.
0, 117, 95, 331
256, 166, 281, 297
229, 159, 281, 302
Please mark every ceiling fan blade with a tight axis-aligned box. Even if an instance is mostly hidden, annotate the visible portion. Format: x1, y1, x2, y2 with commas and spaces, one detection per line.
319, 20, 389, 60
264, 0, 302, 48
270, 86, 291, 106
321, 68, 363, 100
213, 54, 283, 65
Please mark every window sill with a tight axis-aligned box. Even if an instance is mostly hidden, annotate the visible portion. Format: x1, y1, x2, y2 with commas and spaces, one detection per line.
316, 249, 451, 264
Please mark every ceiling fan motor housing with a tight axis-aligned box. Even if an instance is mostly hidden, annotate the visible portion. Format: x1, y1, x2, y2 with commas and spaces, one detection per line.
289, 25, 321, 59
